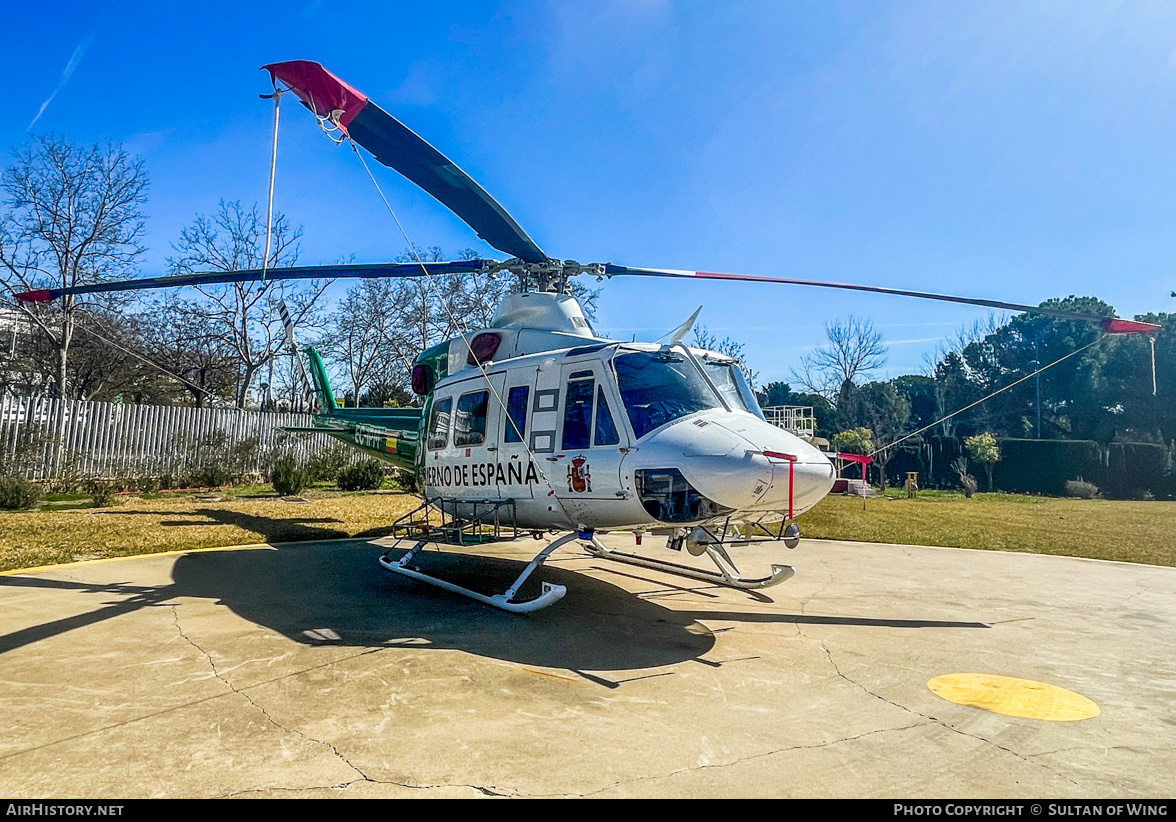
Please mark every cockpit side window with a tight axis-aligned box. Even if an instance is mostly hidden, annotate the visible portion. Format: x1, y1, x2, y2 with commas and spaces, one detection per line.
594, 387, 620, 446
614, 351, 723, 439
427, 397, 452, 450
703, 359, 763, 417
704, 360, 746, 412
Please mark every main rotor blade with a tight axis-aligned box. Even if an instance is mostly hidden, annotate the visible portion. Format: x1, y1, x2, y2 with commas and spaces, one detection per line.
15, 259, 490, 303
263, 60, 548, 265
601, 265, 1162, 335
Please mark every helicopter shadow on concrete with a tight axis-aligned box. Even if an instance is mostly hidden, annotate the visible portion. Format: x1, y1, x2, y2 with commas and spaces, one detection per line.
0, 574, 180, 655
1, 536, 989, 677
0, 535, 718, 671
167, 538, 719, 672
146, 506, 353, 543
167, 538, 989, 673
132, 507, 722, 671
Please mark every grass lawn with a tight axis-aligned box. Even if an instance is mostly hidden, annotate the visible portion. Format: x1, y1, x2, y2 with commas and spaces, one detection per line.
1, 485, 1173, 573
0, 487, 420, 573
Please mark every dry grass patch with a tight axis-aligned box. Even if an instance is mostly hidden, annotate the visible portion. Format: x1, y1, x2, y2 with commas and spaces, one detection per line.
794, 492, 1176, 567
2, 487, 1174, 573
0, 489, 419, 572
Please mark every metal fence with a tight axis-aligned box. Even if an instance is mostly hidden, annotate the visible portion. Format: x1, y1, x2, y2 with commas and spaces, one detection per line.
0, 394, 340, 483
761, 405, 817, 440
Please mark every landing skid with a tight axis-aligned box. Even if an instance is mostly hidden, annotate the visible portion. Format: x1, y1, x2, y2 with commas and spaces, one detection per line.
378, 532, 579, 614
584, 534, 795, 590
377, 527, 794, 615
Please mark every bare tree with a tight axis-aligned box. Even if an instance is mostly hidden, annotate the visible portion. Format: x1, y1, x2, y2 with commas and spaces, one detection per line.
167, 200, 329, 407
0, 135, 148, 401
321, 246, 512, 400
388, 245, 511, 348
319, 278, 405, 405
316, 244, 601, 402
791, 315, 886, 401
53, 309, 160, 402
133, 296, 240, 406
920, 313, 1003, 437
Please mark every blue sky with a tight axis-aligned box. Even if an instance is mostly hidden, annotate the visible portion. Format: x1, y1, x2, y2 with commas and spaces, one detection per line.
4, 1, 1175, 388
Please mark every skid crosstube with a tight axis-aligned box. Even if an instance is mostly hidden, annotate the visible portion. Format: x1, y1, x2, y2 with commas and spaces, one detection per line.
378, 532, 579, 614
584, 535, 795, 590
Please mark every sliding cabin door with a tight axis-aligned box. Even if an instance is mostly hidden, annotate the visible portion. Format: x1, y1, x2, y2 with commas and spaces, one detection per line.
551, 362, 632, 528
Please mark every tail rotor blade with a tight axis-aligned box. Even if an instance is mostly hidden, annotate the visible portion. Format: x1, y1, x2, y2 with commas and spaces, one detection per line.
277, 298, 313, 403
278, 298, 299, 350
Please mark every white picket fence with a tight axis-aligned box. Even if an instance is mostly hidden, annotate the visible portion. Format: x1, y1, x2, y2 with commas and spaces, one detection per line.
0, 394, 341, 483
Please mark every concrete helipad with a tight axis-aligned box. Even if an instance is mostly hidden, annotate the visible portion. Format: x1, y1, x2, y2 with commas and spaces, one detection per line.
1, 533, 1174, 798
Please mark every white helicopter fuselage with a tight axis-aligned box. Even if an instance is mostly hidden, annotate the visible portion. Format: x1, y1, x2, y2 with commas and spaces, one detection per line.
418, 293, 835, 533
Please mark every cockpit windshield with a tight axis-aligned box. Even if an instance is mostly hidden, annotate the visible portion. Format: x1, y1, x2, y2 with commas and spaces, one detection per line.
613, 350, 723, 439
702, 358, 765, 419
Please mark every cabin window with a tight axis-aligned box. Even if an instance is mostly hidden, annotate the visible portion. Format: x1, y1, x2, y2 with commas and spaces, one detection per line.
505, 386, 529, 443
614, 351, 722, 439
594, 387, 620, 446
562, 375, 595, 450
454, 390, 489, 447
427, 397, 452, 450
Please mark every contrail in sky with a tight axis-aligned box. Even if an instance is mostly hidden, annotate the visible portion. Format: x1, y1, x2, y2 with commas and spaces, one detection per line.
28, 32, 97, 131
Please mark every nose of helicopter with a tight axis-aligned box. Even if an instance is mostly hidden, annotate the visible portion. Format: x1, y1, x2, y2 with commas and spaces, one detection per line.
759, 449, 837, 515
654, 412, 836, 517
716, 415, 836, 515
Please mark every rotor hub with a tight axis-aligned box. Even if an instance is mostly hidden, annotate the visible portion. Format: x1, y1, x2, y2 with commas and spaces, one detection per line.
493, 259, 604, 295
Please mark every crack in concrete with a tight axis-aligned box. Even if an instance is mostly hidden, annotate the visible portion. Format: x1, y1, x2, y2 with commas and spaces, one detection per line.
513, 722, 929, 798
216, 734, 1175, 798
169, 604, 372, 787
795, 558, 835, 617
811, 633, 1082, 790
220, 778, 516, 798
1026, 745, 1176, 758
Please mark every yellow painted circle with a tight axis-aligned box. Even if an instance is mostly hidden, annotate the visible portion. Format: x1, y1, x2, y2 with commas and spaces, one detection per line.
928, 674, 1100, 721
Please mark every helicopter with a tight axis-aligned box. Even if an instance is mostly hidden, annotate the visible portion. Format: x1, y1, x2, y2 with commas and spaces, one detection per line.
17, 60, 1162, 613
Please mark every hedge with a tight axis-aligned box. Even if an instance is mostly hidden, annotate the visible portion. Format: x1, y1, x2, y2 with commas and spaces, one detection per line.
882, 437, 1175, 499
